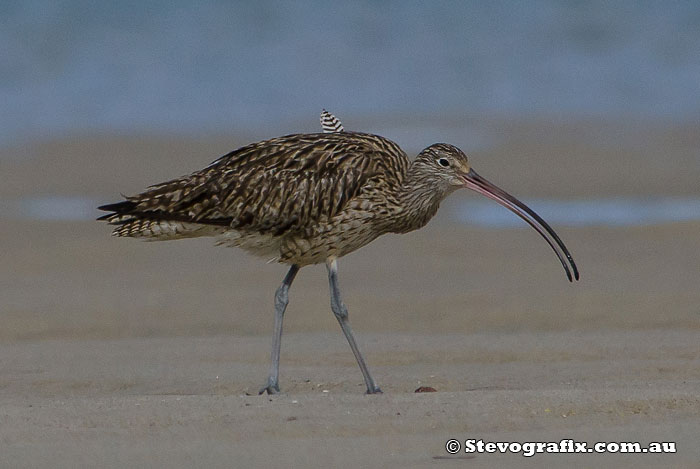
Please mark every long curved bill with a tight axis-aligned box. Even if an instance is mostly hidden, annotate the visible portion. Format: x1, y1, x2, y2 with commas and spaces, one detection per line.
462, 169, 579, 282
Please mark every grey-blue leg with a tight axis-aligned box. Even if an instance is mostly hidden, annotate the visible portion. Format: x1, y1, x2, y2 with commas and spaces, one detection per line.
259, 264, 299, 395
326, 259, 382, 394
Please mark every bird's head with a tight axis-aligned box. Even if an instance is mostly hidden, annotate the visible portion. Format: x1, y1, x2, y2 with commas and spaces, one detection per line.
414, 143, 472, 188
415, 143, 579, 282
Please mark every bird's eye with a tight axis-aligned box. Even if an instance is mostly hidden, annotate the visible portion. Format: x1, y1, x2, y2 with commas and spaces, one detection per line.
438, 158, 450, 167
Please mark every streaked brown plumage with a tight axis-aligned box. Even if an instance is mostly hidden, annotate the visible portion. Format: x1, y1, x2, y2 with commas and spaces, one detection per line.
99, 132, 448, 265
99, 112, 579, 394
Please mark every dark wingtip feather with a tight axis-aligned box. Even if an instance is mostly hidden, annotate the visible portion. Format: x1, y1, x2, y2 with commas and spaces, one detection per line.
97, 200, 136, 221
98, 200, 135, 212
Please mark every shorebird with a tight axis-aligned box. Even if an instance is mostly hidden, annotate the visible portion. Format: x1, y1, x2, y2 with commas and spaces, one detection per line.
99, 111, 579, 394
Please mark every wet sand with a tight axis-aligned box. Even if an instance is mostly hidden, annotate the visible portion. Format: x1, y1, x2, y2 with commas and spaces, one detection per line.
1, 118, 699, 467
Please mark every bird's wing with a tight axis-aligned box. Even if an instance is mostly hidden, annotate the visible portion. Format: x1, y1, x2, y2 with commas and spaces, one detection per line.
100, 132, 407, 235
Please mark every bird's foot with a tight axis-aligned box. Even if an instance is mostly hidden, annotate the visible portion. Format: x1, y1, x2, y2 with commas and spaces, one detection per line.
258, 381, 280, 395
365, 386, 383, 395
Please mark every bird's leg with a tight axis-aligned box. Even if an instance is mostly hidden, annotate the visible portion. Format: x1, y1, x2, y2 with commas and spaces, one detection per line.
326, 259, 382, 394
259, 264, 300, 395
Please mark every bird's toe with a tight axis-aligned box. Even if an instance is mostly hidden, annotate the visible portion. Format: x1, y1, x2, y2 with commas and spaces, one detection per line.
258, 383, 281, 395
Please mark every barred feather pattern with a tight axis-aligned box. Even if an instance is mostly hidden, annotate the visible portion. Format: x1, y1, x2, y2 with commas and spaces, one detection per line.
99, 132, 424, 265
320, 109, 344, 133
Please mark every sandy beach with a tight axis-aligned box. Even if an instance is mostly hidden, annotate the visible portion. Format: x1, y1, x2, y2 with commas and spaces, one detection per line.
1, 118, 699, 467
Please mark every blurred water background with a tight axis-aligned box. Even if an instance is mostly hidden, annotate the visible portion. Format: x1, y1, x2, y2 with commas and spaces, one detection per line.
5, 195, 700, 228
2, 0, 699, 145
2, 1, 699, 226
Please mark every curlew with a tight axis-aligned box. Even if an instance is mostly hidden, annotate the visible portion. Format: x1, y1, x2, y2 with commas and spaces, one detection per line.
98, 111, 579, 394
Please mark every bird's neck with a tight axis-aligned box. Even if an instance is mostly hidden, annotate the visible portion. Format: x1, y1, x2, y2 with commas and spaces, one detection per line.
389, 165, 454, 234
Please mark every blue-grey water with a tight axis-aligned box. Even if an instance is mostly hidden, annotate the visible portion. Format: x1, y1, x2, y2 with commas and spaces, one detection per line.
2, 1, 699, 144
5, 196, 700, 227
455, 197, 700, 228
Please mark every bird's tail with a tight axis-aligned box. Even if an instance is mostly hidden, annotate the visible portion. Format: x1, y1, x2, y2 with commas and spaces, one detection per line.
97, 200, 221, 240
